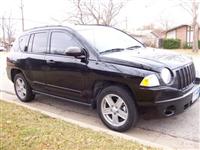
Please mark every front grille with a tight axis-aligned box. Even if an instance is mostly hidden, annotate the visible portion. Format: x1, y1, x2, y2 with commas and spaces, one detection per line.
176, 63, 196, 89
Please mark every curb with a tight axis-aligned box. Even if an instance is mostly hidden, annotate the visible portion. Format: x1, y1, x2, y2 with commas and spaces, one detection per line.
0, 89, 15, 95
0, 91, 172, 150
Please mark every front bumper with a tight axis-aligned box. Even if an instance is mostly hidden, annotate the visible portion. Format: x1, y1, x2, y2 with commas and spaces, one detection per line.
155, 83, 200, 116
137, 78, 200, 117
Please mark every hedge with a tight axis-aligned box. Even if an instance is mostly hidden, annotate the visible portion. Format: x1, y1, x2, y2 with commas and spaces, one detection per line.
163, 39, 181, 49
183, 41, 200, 49
183, 43, 192, 49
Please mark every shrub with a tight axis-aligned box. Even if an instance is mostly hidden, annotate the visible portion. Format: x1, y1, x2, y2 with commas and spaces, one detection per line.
163, 39, 181, 49
183, 43, 192, 49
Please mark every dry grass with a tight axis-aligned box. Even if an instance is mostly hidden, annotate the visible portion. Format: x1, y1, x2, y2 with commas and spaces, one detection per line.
0, 100, 157, 150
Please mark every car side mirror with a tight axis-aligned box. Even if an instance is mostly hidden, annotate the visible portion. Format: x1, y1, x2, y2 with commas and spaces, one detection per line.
65, 47, 85, 57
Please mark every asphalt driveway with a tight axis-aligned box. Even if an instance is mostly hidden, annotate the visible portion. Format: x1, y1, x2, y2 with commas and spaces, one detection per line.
0, 51, 200, 149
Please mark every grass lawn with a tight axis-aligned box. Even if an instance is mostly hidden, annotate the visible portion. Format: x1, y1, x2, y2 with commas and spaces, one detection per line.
0, 100, 157, 150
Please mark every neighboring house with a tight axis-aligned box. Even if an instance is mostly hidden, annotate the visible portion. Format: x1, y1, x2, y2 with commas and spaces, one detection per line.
130, 29, 164, 48
165, 24, 200, 47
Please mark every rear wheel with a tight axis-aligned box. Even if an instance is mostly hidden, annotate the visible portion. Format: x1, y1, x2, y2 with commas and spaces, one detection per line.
97, 85, 138, 132
14, 73, 35, 102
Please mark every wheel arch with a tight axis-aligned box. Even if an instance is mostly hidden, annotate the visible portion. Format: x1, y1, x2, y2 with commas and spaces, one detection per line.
11, 69, 23, 82
91, 80, 138, 109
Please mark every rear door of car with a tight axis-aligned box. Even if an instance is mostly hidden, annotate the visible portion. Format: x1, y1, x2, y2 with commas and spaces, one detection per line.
44, 29, 89, 103
24, 30, 49, 92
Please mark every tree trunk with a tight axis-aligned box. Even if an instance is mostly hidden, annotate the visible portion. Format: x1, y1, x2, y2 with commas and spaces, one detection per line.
192, 23, 199, 52
192, 0, 199, 52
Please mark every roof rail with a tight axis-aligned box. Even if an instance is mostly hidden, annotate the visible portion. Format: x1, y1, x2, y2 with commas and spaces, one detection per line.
24, 24, 74, 32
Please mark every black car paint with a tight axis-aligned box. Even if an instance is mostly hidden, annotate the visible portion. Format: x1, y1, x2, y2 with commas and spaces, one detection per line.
6, 25, 199, 116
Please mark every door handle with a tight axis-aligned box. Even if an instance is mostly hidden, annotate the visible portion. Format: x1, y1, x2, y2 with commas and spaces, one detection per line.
46, 60, 55, 64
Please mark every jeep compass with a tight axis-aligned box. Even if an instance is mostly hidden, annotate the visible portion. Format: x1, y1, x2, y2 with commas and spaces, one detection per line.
6, 25, 200, 131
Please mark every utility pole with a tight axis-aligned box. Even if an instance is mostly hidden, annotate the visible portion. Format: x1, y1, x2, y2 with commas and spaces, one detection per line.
20, 0, 25, 31
1, 16, 5, 46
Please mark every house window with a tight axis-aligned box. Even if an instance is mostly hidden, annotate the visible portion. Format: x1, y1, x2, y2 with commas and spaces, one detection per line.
167, 30, 176, 39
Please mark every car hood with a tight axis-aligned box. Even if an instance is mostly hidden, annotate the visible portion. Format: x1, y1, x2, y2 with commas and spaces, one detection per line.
101, 48, 192, 72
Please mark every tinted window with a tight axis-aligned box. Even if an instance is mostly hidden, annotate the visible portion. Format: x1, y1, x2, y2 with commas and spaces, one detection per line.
19, 35, 29, 51
50, 32, 80, 55
32, 32, 48, 53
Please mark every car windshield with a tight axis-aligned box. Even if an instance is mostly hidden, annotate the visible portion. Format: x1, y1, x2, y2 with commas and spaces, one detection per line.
76, 26, 143, 53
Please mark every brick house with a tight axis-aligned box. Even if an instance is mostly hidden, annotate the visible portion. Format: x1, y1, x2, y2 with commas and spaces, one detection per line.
165, 24, 200, 47
130, 29, 164, 48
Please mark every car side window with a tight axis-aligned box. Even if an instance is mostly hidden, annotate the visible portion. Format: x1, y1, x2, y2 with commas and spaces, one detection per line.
32, 32, 48, 53
27, 34, 34, 52
50, 32, 80, 55
19, 35, 29, 51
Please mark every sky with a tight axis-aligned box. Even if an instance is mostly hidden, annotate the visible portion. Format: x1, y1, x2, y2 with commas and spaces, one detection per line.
0, 0, 200, 37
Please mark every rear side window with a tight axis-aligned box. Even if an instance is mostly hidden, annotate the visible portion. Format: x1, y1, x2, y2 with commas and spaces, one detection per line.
19, 35, 29, 51
50, 32, 80, 55
32, 32, 48, 53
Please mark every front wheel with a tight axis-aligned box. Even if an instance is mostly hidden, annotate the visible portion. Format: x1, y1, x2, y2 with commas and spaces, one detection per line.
14, 73, 35, 102
97, 86, 138, 132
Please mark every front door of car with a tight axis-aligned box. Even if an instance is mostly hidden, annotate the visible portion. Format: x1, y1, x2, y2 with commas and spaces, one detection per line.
45, 30, 89, 103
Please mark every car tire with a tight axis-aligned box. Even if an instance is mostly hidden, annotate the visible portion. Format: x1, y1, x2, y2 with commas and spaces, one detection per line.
97, 85, 138, 132
14, 73, 35, 102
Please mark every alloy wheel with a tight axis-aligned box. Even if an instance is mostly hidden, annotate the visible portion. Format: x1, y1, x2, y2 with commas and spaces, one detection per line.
15, 78, 27, 99
101, 94, 128, 127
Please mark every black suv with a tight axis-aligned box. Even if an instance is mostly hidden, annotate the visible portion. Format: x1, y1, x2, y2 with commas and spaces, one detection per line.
7, 25, 200, 131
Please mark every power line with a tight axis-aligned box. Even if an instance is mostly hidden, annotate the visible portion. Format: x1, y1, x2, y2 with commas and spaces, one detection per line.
0, 17, 48, 24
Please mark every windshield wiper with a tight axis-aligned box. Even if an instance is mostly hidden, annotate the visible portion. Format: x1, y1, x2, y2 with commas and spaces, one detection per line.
100, 48, 124, 54
126, 45, 142, 50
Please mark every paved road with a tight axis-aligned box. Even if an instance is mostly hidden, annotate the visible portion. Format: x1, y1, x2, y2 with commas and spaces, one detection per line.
0, 52, 200, 149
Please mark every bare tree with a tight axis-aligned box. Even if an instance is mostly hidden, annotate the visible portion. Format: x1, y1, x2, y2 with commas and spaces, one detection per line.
140, 23, 155, 30
180, 0, 199, 52
1, 16, 6, 45
68, 0, 126, 26
4, 16, 16, 50
158, 16, 173, 31
101, 0, 124, 25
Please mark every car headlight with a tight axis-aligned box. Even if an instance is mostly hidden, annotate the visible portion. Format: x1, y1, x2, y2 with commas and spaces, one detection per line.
140, 74, 160, 87
160, 68, 172, 84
